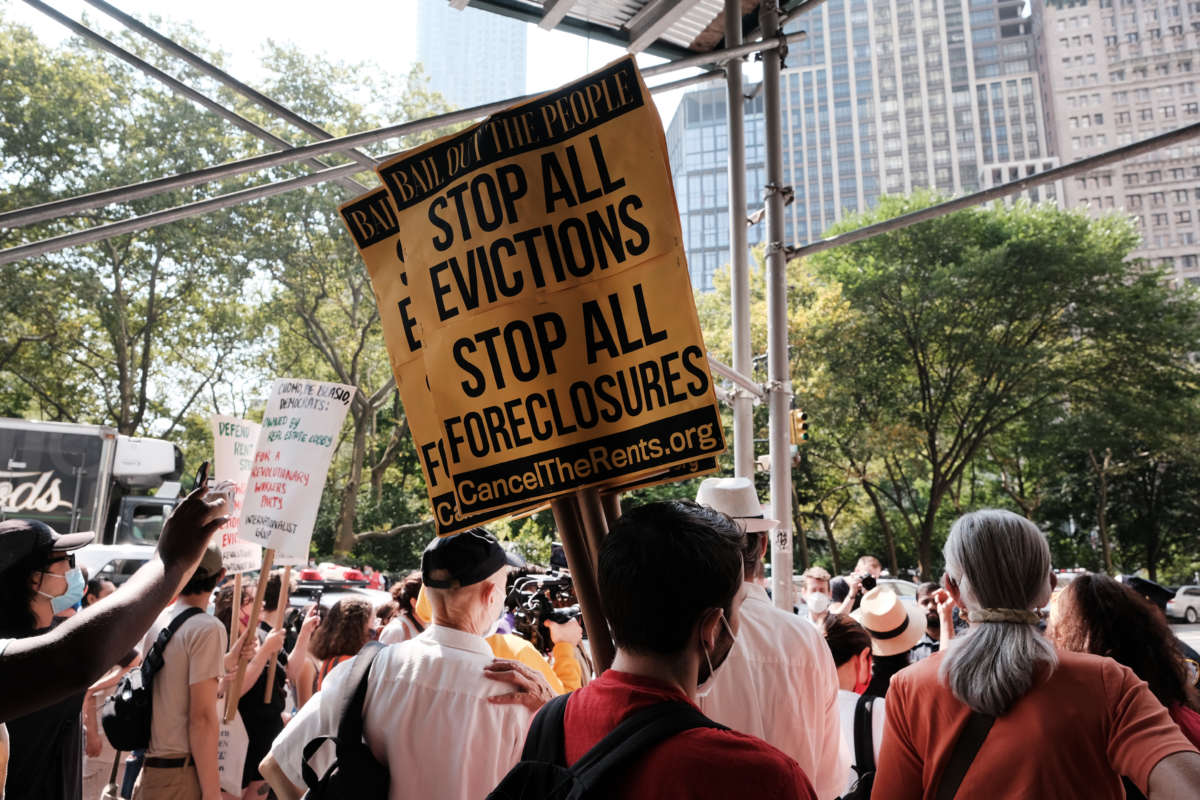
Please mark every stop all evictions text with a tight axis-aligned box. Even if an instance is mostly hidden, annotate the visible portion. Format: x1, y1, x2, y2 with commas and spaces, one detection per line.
342, 57, 725, 533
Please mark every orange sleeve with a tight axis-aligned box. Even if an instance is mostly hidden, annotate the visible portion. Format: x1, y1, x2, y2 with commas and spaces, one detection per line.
1104, 658, 1199, 793
550, 642, 583, 691
871, 675, 926, 800
511, 638, 566, 695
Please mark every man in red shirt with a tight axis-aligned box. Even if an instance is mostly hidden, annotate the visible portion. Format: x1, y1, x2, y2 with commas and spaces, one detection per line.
559, 500, 816, 799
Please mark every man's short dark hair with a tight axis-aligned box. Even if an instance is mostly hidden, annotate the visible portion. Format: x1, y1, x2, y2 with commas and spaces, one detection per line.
598, 500, 744, 655
916, 581, 938, 599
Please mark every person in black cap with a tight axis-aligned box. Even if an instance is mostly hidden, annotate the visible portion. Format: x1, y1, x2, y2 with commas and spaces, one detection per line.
0, 486, 227, 800
262, 527, 540, 800
0, 518, 93, 800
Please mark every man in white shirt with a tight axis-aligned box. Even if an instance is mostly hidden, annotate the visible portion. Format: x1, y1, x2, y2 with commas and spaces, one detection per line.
800, 566, 833, 628
261, 528, 535, 800
695, 477, 851, 800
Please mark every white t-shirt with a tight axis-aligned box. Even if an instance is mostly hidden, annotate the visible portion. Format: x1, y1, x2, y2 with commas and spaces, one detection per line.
700, 583, 851, 800
270, 624, 535, 800
377, 614, 421, 646
139, 602, 226, 757
836, 688, 886, 795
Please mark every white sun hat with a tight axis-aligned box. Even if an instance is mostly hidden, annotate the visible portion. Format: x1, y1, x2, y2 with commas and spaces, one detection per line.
695, 476, 779, 533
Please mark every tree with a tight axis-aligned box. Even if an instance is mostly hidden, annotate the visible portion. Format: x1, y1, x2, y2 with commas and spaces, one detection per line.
808, 195, 1200, 579
243, 47, 456, 555
1, 17, 261, 433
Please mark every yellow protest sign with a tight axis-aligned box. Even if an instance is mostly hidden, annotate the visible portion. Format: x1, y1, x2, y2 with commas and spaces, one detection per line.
367, 56, 725, 532
339, 189, 534, 534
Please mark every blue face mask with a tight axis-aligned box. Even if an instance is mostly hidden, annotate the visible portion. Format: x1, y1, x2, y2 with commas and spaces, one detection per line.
39, 567, 87, 614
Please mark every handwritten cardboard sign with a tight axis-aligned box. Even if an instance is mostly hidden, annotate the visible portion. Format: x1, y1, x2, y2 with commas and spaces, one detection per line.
349, 57, 724, 533
237, 379, 354, 563
210, 415, 262, 573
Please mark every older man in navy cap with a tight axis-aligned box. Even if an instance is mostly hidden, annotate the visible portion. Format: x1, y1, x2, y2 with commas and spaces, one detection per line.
262, 528, 537, 800
694, 477, 851, 800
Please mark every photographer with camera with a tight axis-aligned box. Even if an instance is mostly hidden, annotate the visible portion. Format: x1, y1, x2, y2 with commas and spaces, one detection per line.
830, 556, 883, 615
489, 571, 586, 692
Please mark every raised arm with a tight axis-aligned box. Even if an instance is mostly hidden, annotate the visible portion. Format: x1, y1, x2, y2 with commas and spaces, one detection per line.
0, 486, 226, 722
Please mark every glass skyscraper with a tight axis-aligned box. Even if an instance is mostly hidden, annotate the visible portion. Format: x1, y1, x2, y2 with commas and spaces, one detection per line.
668, 0, 1062, 292
416, 0, 527, 109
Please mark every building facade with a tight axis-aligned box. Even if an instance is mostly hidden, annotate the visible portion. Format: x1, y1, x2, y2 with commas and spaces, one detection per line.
1034, 0, 1200, 279
416, 0, 527, 109
668, 0, 1062, 292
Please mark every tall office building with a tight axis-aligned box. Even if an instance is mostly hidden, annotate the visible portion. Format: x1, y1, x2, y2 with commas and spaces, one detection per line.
1033, 0, 1200, 280
416, 0, 527, 109
668, 0, 1061, 292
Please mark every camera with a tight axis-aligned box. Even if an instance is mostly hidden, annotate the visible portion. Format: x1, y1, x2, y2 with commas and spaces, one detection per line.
858, 573, 877, 592
505, 571, 583, 654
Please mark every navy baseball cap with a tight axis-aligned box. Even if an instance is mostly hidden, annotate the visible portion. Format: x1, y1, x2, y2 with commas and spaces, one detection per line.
421, 528, 523, 589
0, 519, 94, 574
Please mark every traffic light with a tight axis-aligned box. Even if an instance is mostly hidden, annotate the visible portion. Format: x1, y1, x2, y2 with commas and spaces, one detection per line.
789, 409, 810, 444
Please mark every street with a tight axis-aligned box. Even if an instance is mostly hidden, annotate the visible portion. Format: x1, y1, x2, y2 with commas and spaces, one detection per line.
1171, 622, 1200, 653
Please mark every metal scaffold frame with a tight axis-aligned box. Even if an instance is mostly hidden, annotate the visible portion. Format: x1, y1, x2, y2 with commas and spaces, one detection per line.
5, 0, 1200, 613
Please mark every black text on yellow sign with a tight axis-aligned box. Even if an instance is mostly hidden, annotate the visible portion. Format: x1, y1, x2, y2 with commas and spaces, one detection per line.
366, 57, 724, 530
339, 190, 533, 535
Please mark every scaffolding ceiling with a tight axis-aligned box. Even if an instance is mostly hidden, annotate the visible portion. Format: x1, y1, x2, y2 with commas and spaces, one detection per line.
463, 0, 782, 57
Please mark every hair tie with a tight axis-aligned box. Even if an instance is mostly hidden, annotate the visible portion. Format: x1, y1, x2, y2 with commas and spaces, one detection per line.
966, 608, 1040, 625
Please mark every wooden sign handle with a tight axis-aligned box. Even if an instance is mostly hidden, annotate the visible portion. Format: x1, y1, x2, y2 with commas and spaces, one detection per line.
224, 548, 274, 722
263, 565, 291, 703
551, 494, 615, 675
226, 573, 242, 655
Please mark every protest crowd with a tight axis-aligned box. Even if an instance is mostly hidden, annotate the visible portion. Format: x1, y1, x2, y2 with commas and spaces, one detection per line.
10, 2, 1200, 794
1, 474, 1199, 800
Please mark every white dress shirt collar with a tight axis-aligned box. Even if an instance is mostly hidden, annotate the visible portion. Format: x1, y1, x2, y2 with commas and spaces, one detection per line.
423, 623, 494, 658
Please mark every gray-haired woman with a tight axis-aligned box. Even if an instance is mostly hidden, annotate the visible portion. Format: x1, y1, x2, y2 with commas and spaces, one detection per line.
872, 509, 1200, 799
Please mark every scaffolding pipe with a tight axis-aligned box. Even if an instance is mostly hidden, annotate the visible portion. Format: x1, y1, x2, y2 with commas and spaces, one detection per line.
0, 70, 722, 264
725, 0, 754, 480
760, 0, 794, 612
0, 160, 367, 266
787, 120, 1200, 260
21, 0, 367, 193
641, 28, 805, 78
707, 356, 765, 401
81, 0, 379, 172
0, 63, 729, 233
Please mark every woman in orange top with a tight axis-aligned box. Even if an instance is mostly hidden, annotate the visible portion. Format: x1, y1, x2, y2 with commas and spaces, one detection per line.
872, 509, 1200, 800
309, 598, 373, 689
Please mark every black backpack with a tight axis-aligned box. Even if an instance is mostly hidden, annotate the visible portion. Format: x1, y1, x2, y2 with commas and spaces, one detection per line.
301, 641, 390, 799
839, 693, 877, 800
487, 692, 727, 800
100, 606, 204, 751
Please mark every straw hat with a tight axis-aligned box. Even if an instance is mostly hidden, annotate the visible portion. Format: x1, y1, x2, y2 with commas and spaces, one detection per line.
695, 476, 779, 532
851, 587, 927, 656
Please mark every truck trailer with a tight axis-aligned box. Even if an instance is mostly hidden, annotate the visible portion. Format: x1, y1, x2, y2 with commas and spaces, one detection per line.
0, 418, 183, 545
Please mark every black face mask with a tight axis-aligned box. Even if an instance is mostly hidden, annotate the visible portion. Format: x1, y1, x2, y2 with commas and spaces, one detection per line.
696, 612, 736, 692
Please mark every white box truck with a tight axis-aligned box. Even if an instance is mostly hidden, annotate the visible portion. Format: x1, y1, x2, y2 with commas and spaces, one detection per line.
0, 418, 183, 545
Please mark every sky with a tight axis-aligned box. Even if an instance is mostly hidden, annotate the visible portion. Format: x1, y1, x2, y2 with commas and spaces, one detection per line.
3, 0, 722, 129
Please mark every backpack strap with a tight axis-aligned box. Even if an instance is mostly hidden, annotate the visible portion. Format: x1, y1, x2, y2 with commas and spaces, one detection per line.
141, 607, 204, 683
300, 642, 386, 789
570, 701, 727, 794
934, 711, 996, 800
852, 693, 877, 779
519, 692, 572, 765
336, 642, 384, 747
